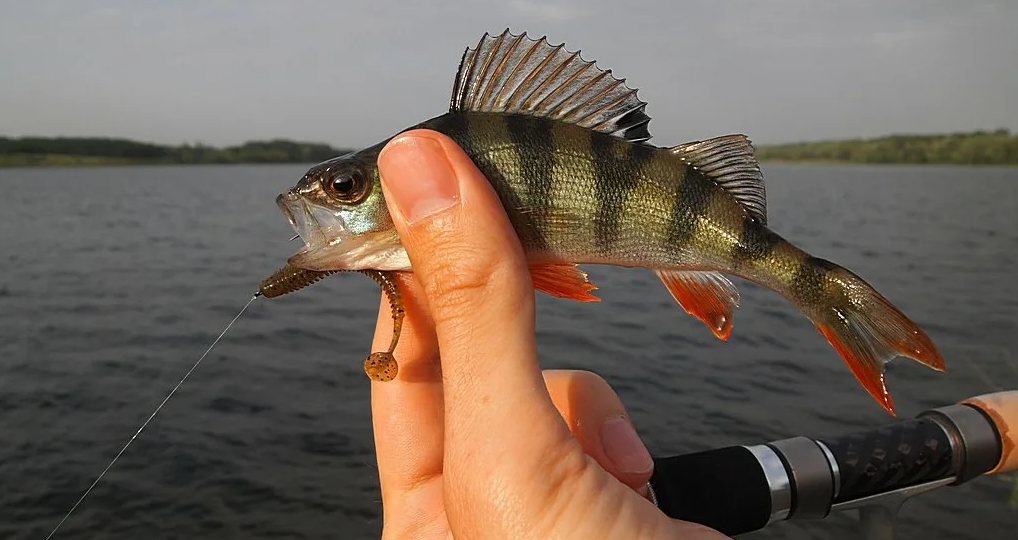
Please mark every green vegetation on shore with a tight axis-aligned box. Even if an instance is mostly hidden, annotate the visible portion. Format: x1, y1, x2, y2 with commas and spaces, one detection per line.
0, 137, 354, 167
756, 129, 1018, 165
2, 129, 1018, 167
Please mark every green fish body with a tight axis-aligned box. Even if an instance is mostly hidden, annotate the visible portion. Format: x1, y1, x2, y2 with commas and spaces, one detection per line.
276, 30, 945, 413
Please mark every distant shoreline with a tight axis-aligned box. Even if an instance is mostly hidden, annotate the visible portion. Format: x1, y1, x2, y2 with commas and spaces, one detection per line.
0, 155, 332, 168
2, 130, 1016, 167
0, 137, 356, 169
5, 158, 1017, 169
755, 129, 1017, 166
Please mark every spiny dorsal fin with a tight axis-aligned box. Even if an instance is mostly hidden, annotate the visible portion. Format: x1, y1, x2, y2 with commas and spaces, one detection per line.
671, 135, 767, 225
450, 29, 653, 143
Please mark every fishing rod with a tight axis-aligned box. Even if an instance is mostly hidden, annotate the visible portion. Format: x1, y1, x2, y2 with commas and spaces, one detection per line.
647, 390, 1017, 538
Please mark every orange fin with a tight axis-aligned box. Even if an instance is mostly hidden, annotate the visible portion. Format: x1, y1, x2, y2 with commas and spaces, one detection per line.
655, 270, 740, 341
799, 256, 946, 415
813, 296, 946, 416
529, 263, 600, 302
816, 323, 896, 414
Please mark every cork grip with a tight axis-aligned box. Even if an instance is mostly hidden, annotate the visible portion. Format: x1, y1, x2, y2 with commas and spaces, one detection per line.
961, 391, 1018, 474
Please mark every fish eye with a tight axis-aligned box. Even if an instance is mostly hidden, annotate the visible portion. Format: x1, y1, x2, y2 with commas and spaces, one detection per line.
329, 176, 354, 194
323, 166, 369, 203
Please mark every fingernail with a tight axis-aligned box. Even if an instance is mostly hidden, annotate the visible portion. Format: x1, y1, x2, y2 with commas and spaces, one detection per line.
378, 135, 460, 224
600, 415, 653, 475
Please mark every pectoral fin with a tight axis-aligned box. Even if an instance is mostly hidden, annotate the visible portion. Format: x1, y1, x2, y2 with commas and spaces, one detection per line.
530, 263, 600, 302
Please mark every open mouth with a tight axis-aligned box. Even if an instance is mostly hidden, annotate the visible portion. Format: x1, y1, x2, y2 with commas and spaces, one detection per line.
274, 189, 410, 272
276, 191, 326, 253
275, 190, 365, 271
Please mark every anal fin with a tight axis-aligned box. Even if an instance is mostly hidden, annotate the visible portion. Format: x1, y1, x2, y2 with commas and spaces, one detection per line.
656, 270, 740, 341
529, 263, 600, 302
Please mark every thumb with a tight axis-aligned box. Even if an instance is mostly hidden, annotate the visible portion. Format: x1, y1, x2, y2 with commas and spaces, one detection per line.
544, 370, 655, 492
376, 130, 733, 540
376, 129, 559, 429
377, 129, 583, 522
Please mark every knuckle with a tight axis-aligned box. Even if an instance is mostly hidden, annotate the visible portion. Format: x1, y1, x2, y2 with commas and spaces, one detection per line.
529, 448, 603, 534
537, 442, 592, 493
419, 236, 528, 323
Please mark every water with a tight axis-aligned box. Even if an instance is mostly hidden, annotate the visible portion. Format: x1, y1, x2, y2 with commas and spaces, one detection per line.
0, 164, 1015, 539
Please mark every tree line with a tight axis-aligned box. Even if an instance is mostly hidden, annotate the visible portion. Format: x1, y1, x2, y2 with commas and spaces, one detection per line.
2, 129, 1018, 167
755, 129, 1018, 165
0, 137, 354, 166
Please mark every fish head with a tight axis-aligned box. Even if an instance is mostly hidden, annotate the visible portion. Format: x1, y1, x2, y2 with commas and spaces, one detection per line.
278, 143, 409, 272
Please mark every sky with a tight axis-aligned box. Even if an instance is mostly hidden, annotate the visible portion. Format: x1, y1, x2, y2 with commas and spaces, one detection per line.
1, 0, 1016, 147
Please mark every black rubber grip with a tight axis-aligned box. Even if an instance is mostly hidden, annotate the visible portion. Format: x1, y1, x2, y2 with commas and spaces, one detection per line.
650, 446, 772, 536
819, 418, 954, 502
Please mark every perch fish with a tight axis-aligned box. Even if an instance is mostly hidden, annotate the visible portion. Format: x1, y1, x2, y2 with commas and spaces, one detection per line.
265, 29, 945, 414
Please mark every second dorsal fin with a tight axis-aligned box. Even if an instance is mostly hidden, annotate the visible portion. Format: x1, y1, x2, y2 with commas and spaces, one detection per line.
671, 135, 767, 225
449, 29, 653, 143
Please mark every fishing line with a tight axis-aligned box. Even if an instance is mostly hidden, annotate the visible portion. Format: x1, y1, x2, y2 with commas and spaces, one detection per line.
45, 294, 260, 540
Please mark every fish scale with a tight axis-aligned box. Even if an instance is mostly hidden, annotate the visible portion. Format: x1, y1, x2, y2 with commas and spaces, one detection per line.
269, 29, 946, 415
426, 112, 713, 266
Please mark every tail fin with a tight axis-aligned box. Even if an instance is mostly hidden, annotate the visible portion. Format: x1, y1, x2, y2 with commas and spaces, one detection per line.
801, 259, 945, 415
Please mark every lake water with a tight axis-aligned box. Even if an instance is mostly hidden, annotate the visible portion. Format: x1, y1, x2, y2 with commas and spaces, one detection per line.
1, 164, 1016, 539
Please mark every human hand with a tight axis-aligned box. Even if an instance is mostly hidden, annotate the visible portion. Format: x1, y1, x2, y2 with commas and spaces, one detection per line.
367, 129, 732, 540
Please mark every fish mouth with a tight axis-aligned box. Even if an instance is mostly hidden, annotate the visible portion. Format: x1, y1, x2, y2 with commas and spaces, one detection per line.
276, 191, 339, 255
287, 228, 407, 272
275, 190, 410, 272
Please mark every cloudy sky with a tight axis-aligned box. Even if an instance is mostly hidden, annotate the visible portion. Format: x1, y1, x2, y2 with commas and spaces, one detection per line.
2, 0, 1015, 147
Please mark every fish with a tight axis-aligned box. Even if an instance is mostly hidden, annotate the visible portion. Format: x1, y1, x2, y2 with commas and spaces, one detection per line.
272, 29, 945, 414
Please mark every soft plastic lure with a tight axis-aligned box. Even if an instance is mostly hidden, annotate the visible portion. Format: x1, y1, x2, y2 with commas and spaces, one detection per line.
258, 265, 404, 382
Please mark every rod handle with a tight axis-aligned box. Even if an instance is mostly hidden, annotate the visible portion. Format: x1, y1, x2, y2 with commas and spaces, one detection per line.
960, 390, 1018, 474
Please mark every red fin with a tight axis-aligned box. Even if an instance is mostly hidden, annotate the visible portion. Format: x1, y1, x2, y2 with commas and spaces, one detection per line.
529, 264, 600, 302
655, 270, 740, 341
816, 323, 896, 415
807, 269, 946, 416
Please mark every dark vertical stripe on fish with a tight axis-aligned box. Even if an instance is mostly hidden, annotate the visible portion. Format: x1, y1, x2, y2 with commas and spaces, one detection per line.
452, 114, 541, 252
502, 114, 553, 251
667, 165, 710, 249
429, 112, 473, 153
506, 115, 554, 213
625, 143, 656, 247
629, 143, 656, 183
732, 219, 783, 271
590, 133, 648, 254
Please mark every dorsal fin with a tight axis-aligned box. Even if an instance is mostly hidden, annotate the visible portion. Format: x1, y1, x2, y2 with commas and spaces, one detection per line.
450, 29, 653, 143
671, 135, 767, 224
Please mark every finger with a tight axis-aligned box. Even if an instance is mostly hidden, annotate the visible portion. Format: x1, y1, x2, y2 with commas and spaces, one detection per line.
377, 130, 578, 522
543, 370, 654, 492
367, 274, 447, 536
377, 130, 733, 540
377, 129, 558, 431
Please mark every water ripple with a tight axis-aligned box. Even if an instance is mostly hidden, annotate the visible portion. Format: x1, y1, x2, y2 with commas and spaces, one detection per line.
1, 164, 1016, 539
